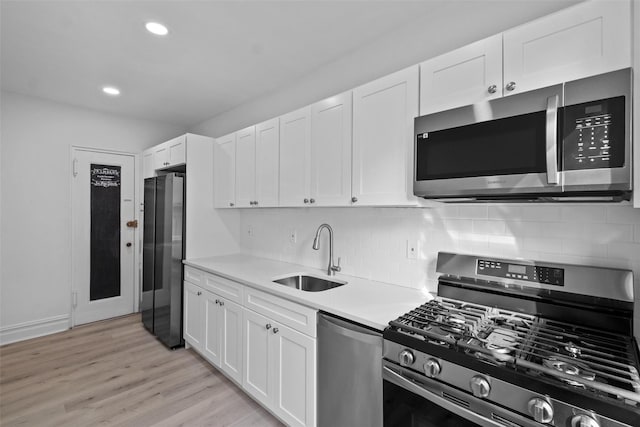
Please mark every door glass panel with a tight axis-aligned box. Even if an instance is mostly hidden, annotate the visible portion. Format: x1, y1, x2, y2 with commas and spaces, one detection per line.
415, 111, 547, 180
90, 164, 121, 301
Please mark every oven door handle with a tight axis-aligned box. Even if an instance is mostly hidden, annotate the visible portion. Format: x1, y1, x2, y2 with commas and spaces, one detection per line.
382, 365, 505, 427
546, 94, 560, 185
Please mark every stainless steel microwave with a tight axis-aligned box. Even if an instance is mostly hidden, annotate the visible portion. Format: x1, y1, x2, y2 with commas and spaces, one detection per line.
413, 68, 632, 202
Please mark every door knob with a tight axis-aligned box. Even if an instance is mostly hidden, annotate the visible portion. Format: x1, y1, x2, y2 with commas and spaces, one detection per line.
126, 242, 132, 247
506, 81, 516, 91
487, 84, 497, 94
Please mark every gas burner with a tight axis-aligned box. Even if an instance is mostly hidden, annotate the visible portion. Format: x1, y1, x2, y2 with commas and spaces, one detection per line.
543, 357, 596, 387
563, 341, 582, 357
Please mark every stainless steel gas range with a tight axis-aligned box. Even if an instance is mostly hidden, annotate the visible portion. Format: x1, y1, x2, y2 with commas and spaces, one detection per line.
382, 252, 639, 427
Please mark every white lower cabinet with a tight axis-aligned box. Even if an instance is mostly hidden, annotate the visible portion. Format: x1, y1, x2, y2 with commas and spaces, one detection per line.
243, 307, 316, 427
184, 269, 316, 427
184, 281, 243, 384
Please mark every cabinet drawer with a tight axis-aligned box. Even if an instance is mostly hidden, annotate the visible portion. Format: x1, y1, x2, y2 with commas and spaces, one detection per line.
244, 288, 316, 338
184, 266, 204, 286
204, 274, 243, 304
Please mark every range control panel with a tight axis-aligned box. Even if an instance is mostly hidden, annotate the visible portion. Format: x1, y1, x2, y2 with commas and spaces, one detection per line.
563, 96, 625, 171
477, 259, 564, 286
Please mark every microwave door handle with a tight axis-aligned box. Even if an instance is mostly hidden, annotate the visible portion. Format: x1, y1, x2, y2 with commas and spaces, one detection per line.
546, 94, 559, 185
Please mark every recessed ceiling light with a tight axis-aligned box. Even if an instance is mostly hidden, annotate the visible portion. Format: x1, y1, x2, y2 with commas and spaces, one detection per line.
145, 22, 169, 36
102, 86, 121, 96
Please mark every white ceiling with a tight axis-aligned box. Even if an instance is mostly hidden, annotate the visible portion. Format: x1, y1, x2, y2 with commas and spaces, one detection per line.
1, 1, 443, 127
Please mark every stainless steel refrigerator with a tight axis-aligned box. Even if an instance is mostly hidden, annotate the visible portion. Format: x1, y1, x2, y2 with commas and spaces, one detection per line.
141, 173, 185, 348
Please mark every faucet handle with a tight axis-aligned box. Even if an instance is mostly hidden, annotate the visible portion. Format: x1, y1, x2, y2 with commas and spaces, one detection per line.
332, 257, 342, 272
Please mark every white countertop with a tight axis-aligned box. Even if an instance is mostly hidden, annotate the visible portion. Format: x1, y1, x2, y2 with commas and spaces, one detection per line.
184, 254, 432, 331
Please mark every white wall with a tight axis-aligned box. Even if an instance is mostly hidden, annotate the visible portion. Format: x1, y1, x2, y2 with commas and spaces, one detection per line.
0, 91, 186, 344
190, 0, 581, 137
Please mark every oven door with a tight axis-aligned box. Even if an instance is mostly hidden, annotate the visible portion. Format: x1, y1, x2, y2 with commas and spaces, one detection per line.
382, 361, 538, 427
413, 83, 563, 199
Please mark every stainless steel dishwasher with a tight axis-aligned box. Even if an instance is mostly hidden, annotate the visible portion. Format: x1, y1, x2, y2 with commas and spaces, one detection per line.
318, 312, 383, 427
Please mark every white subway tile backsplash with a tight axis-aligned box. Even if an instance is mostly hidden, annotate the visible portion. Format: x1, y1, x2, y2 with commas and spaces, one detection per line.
520, 206, 561, 222
458, 205, 488, 220
606, 206, 640, 224
238, 205, 639, 291
561, 206, 606, 223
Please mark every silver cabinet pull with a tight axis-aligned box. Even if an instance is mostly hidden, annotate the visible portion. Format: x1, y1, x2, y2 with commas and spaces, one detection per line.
309, 198, 315, 204
272, 328, 279, 334
487, 85, 497, 94
506, 81, 516, 91
351, 196, 358, 203
229, 202, 234, 207
254, 200, 258, 206
197, 291, 202, 296
215, 299, 219, 304
219, 301, 224, 306
304, 198, 309, 204
266, 324, 272, 330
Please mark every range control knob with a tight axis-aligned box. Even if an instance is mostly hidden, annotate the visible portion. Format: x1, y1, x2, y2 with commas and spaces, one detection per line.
527, 398, 554, 424
424, 359, 441, 377
571, 414, 600, 427
470, 375, 491, 398
398, 350, 415, 367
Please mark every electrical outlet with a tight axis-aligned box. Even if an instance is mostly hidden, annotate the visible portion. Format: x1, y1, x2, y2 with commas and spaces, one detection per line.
289, 229, 297, 244
407, 239, 418, 260
247, 225, 253, 238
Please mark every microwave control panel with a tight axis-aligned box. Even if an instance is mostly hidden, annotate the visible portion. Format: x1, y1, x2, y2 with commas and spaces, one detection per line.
477, 259, 564, 286
562, 96, 625, 171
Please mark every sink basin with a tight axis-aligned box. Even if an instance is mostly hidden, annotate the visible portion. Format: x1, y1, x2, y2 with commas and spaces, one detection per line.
272, 274, 346, 292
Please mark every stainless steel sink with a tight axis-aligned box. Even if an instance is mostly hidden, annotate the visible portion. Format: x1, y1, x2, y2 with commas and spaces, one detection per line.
272, 274, 346, 292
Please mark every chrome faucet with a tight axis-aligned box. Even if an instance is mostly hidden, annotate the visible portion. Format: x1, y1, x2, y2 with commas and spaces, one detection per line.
312, 223, 341, 276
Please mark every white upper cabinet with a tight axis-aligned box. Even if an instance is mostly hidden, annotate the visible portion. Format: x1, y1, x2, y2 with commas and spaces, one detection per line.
214, 133, 236, 208
255, 118, 280, 208
352, 65, 419, 206
420, 34, 502, 115
142, 148, 155, 179
279, 107, 312, 207
279, 92, 352, 207
153, 144, 169, 170
167, 136, 186, 166
235, 126, 257, 208
310, 92, 352, 206
503, 0, 631, 96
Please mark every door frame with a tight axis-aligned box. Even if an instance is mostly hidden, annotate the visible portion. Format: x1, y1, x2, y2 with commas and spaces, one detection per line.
69, 146, 141, 328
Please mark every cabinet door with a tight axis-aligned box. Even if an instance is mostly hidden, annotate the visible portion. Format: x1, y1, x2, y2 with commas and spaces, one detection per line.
203, 291, 221, 365
220, 299, 243, 383
352, 65, 419, 206
255, 118, 280, 207
310, 92, 352, 206
503, 0, 631, 96
214, 133, 236, 208
243, 308, 273, 407
154, 143, 169, 170
183, 282, 204, 350
272, 323, 316, 427
235, 126, 256, 207
168, 135, 186, 166
142, 149, 155, 179
279, 107, 311, 207
419, 34, 502, 115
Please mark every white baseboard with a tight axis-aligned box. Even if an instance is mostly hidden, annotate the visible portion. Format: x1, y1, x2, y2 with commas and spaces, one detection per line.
0, 315, 70, 346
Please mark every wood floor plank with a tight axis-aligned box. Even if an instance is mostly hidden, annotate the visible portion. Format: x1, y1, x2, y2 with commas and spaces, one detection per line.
0, 314, 284, 427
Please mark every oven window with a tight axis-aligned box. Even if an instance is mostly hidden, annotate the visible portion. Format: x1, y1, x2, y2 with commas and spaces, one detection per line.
415, 111, 547, 180
384, 381, 480, 427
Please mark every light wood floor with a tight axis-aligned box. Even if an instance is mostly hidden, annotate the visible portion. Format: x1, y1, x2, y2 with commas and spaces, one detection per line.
0, 314, 284, 427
